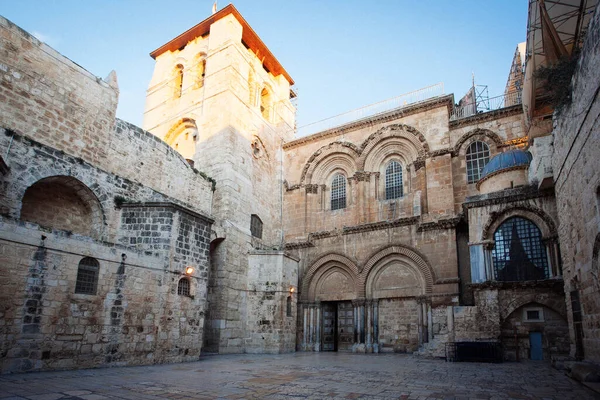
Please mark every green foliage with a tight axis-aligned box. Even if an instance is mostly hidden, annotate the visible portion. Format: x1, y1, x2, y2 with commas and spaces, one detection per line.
534, 53, 579, 113
113, 195, 128, 208
192, 168, 217, 191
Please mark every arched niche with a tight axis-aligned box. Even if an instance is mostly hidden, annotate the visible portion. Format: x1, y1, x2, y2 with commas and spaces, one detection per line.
302, 253, 359, 302
20, 176, 104, 238
365, 260, 426, 299
164, 118, 199, 161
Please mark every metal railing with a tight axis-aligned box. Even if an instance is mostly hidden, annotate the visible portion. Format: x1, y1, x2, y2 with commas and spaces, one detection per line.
296, 83, 445, 137
450, 91, 522, 121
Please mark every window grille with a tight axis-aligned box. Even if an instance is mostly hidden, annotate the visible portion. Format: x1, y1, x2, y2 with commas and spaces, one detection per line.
75, 257, 99, 295
177, 278, 190, 296
466, 141, 490, 184
385, 161, 403, 199
492, 217, 549, 281
331, 174, 347, 210
250, 214, 263, 239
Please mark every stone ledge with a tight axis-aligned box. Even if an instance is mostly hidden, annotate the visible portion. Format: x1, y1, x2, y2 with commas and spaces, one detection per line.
120, 202, 214, 224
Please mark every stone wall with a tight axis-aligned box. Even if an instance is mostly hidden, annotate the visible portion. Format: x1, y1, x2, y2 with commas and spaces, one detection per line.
552, 3, 600, 362
378, 298, 419, 352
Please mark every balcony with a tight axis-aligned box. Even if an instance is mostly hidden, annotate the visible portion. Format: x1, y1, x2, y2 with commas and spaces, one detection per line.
450, 91, 522, 121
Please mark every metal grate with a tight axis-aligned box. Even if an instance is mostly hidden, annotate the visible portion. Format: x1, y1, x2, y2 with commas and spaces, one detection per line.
250, 214, 263, 239
177, 278, 190, 296
75, 257, 99, 295
331, 174, 347, 210
385, 161, 403, 199
466, 141, 490, 184
446, 342, 503, 363
492, 217, 549, 281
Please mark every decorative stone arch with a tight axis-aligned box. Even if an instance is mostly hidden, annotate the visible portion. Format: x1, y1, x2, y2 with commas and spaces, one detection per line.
358, 124, 429, 170
301, 253, 360, 301
19, 175, 105, 239
482, 205, 557, 242
301, 142, 360, 184
260, 83, 275, 121
453, 128, 503, 156
359, 245, 435, 297
164, 118, 198, 145
501, 295, 567, 321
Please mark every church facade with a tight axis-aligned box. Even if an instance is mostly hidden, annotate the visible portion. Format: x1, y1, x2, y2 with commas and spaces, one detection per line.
0, 3, 598, 373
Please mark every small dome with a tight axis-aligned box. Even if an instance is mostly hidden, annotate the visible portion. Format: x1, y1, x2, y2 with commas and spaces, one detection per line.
479, 149, 532, 181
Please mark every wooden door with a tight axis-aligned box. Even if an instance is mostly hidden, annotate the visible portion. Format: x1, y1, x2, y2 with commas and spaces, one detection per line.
337, 301, 354, 351
322, 303, 336, 351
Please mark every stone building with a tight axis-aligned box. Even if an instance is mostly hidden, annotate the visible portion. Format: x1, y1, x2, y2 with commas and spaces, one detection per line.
0, 2, 599, 373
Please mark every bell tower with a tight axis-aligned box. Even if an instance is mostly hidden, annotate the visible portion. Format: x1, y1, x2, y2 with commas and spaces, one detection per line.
143, 4, 298, 354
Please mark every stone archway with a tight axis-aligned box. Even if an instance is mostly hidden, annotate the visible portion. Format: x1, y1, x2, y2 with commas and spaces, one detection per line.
20, 176, 104, 238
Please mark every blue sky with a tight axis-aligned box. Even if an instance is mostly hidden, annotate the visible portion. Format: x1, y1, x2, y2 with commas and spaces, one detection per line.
2, 1, 527, 129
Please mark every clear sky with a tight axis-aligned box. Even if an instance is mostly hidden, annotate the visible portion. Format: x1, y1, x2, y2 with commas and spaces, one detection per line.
2, 1, 528, 130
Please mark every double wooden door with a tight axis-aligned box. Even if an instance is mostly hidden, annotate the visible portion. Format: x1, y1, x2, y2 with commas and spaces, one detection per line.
322, 301, 354, 351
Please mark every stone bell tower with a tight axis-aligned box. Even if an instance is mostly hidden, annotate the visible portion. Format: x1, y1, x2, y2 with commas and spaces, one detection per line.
143, 4, 299, 354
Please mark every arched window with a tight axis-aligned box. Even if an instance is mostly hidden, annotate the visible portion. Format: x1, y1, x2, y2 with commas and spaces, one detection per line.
331, 174, 347, 210
385, 161, 403, 199
174, 64, 184, 98
177, 277, 190, 296
260, 88, 271, 120
466, 141, 490, 184
250, 214, 263, 239
492, 217, 549, 281
195, 55, 206, 89
75, 257, 99, 295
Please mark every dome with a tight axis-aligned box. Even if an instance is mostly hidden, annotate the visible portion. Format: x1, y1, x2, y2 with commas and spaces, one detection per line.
479, 149, 532, 181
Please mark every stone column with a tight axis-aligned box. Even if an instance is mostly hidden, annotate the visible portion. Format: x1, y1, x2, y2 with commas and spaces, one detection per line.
544, 238, 560, 277
353, 302, 359, 344
366, 300, 373, 353
314, 302, 321, 352
309, 305, 315, 349
427, 303, 433, 342
483, 242, 495, 281
302, 305, 308, 350
373, 299, 379, 353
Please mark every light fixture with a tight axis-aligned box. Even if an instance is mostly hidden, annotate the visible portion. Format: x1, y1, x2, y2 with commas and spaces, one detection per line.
290, 287, 295, 293
185, 266, 194, 275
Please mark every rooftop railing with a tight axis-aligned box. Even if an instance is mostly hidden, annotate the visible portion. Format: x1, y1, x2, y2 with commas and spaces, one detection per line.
296, 83, 445, 137
450, 91, 522, 121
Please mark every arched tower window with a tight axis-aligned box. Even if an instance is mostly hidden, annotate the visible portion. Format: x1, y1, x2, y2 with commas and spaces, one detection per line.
260, 88, 271, 121
385, 160, 403, 199
466, 141, 490, 184
75, 257, 100, 295
331, 174, 347, 211
195, 55, 206, 89
492, 217, 549, 281
177, 277, 191, 296
250, 214, 263, 239
173, 64, 184, 98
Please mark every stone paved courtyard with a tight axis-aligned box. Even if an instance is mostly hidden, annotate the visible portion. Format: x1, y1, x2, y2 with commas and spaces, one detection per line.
0, 353, 598, 400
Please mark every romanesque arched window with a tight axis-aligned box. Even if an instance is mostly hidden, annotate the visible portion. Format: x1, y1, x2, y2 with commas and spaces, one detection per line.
492, 217, 549, 281
75, 257, 100, 295
466, 141, 490, 184
250, 214, 263, 239
260, 87, 271, 121
177, 277, 190, 296
174, 64, 184, 98
195, 54, 206, 89
331, 174, 347, 210
385, 160, 403, 199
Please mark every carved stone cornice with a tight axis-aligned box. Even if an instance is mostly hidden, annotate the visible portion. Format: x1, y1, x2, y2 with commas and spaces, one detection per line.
305, 184, 319, 194
342, 216, 420, 235
284, 241, 315, 250
283, 95, 454, 150
449, 104, 522, 129
417, 217, 461, 232
463, 185, 554, 209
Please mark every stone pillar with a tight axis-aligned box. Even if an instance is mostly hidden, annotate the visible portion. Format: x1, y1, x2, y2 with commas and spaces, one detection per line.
544, 238, 560, 277
314, 302, 321, 352
373, 299, 379, 353
302, 305, 308, 350
309, 305, 315, 349
366, 300, 373, 353
447, 305, 455, 342
427, 303, 433, 342
483, 242, 494, 281
353, 302, 359, 344
352, 299, 366, 352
